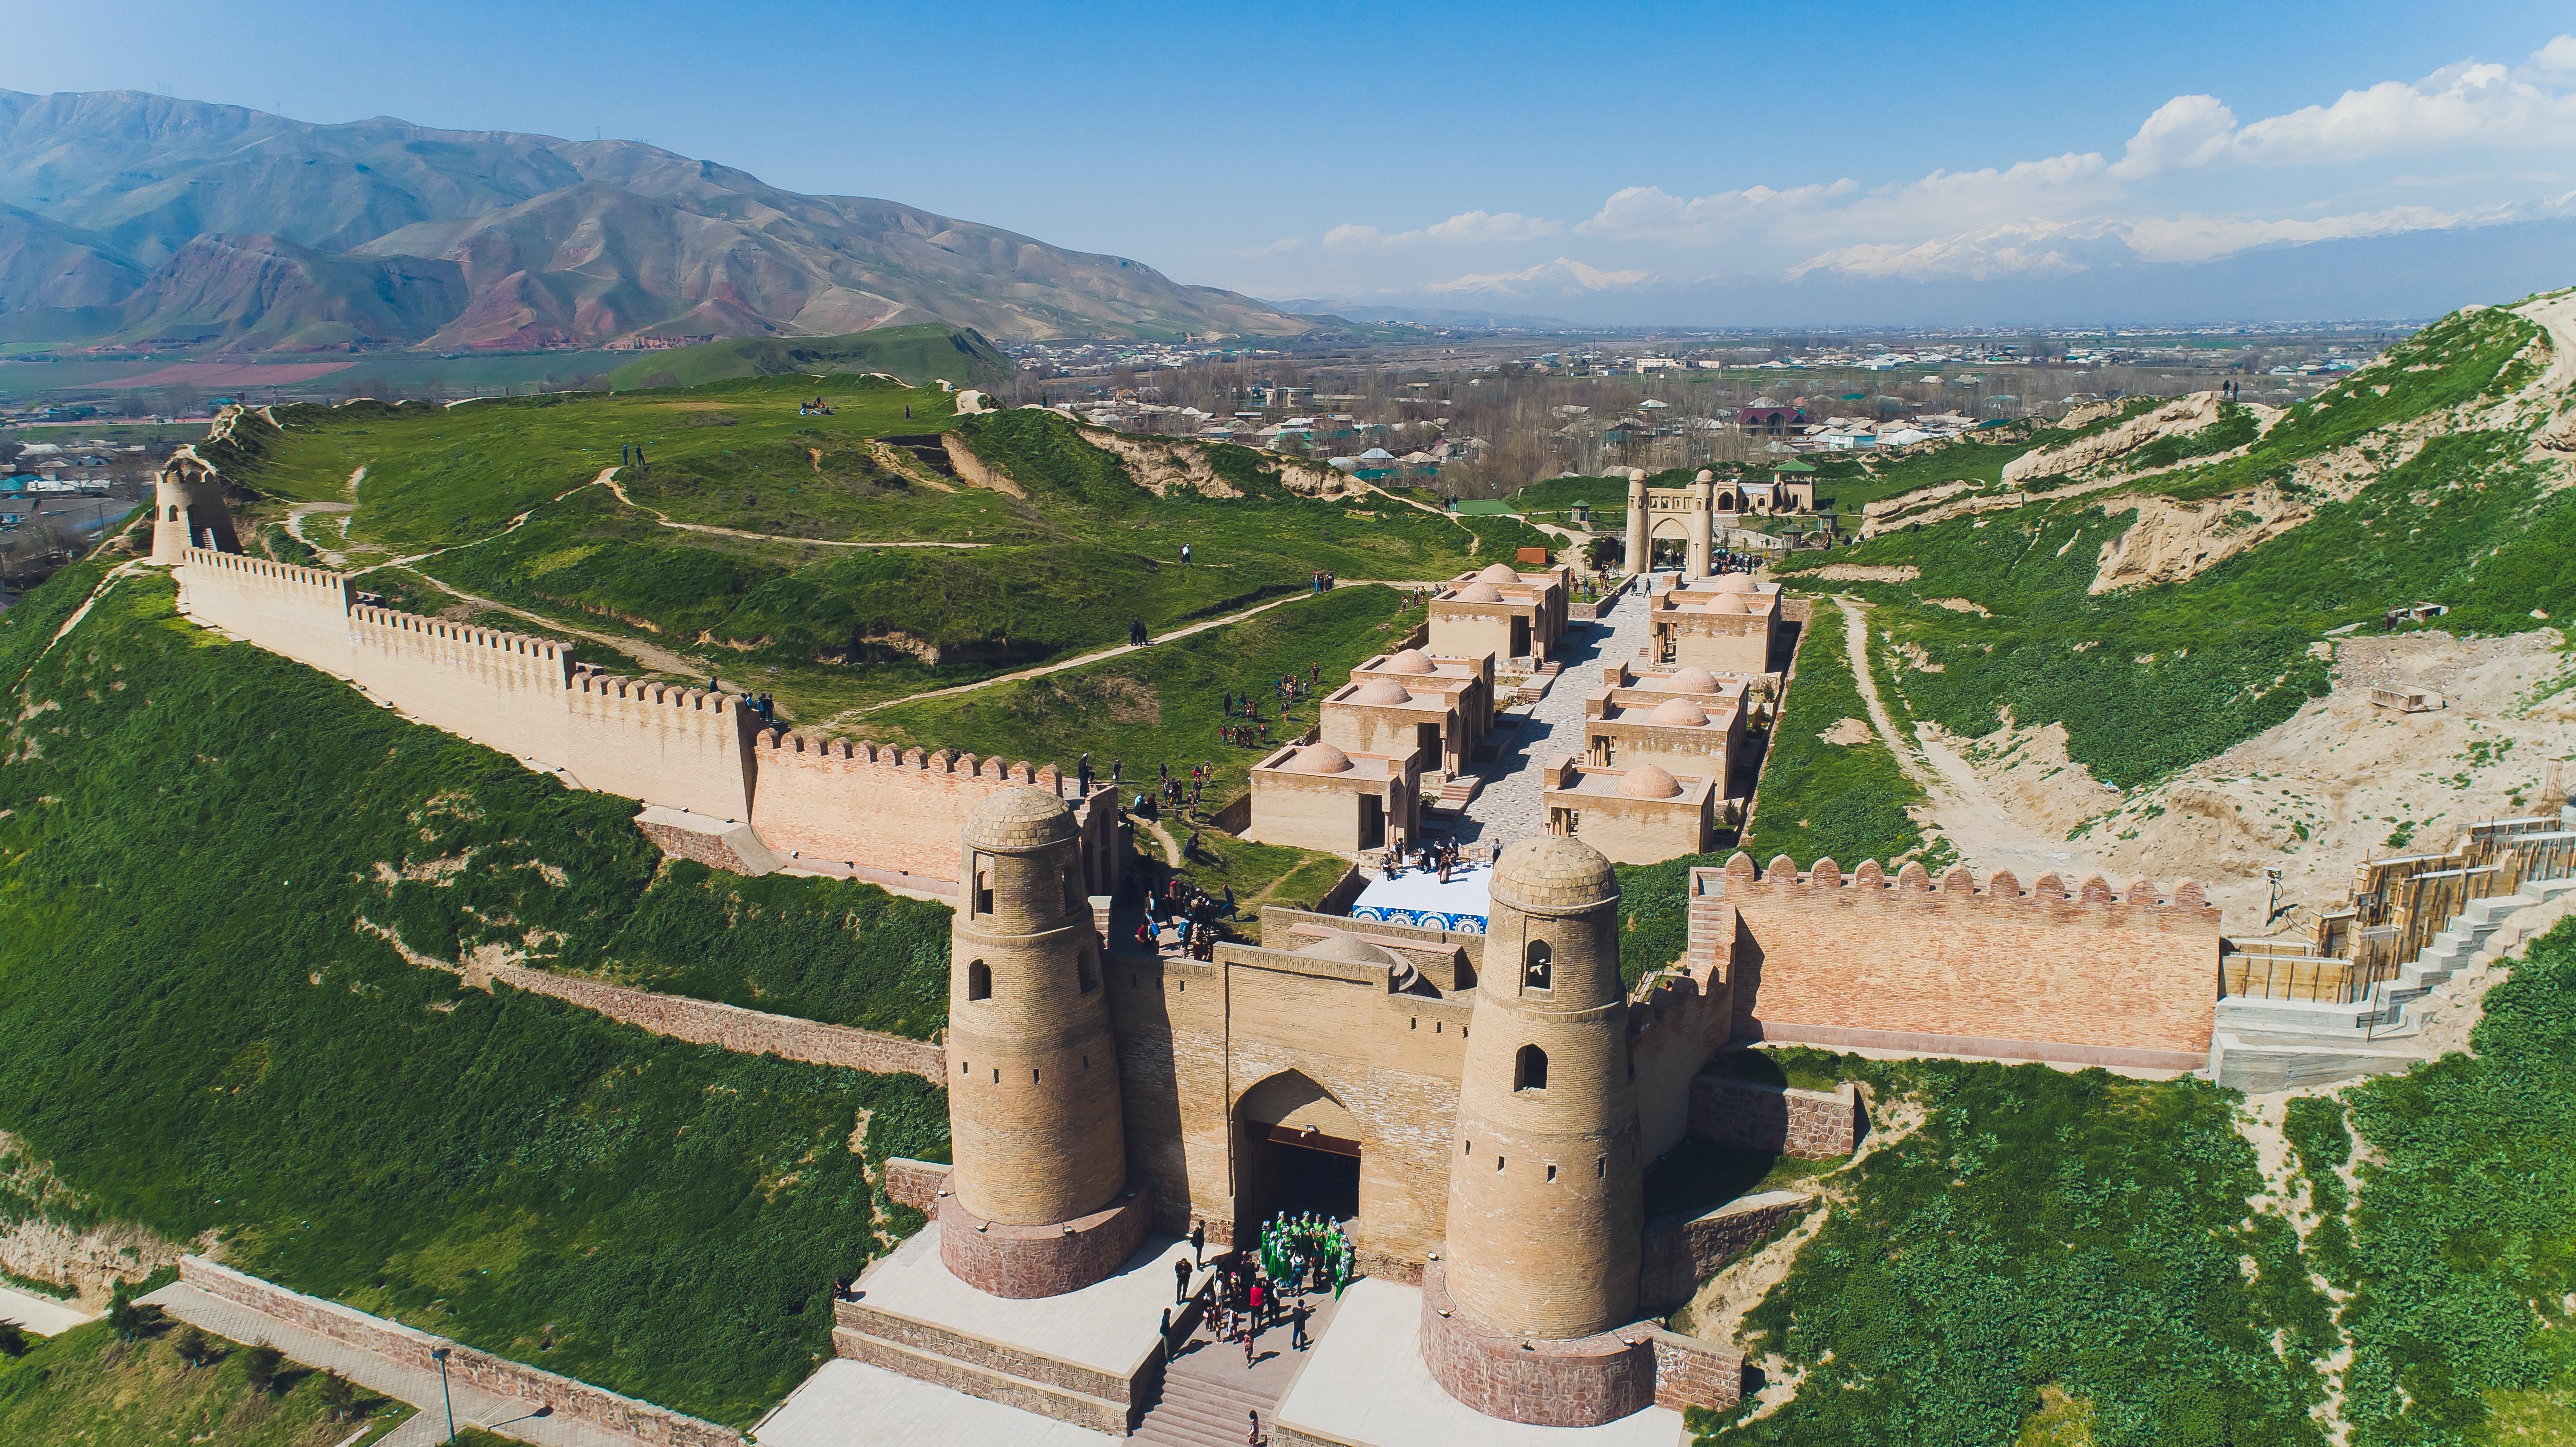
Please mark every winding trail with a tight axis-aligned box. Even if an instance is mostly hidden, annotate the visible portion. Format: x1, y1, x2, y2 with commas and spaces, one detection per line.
598, 471, 987, 549
1837, 594, 2112, 879
401, 571, 728, 685
843, 580, 1407, 724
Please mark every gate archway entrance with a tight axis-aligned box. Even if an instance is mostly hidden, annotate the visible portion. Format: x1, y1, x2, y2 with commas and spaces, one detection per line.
1232, 1070, 1362, 1237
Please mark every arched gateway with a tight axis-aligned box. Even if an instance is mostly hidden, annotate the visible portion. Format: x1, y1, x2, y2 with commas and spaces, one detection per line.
1232, 1069, 1364, 1234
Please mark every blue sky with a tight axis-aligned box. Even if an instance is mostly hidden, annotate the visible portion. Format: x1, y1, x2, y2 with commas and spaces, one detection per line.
9, 1, 2576, 312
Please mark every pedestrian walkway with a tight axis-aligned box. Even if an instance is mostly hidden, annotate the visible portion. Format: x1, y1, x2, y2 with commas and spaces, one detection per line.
137, 1282, 644, 1447
0, 1282, 99, 1336
1455, 579, 1653, 845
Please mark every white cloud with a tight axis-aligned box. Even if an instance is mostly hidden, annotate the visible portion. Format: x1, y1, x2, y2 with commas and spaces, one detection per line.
2115, 58, 2576, 175
1239, 236, 1306, 257
1322, 209, 1561, 250
1574, 179, 1856, 242
1422, 257, 1654, 296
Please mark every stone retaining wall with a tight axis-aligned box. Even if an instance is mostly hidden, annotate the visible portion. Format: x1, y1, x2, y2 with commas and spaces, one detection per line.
1639, 1190, 1816, 1313
883, 1158, 951, 1214
476, 963, 946, 1082
1687, 1075, 1864, 1158
1649, 1327, 1746, 1413
179, 1257, 737, 1447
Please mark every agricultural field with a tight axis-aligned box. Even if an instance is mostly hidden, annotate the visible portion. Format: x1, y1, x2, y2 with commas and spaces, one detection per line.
215, 385, 1544, 725
0, 567, 949, 1427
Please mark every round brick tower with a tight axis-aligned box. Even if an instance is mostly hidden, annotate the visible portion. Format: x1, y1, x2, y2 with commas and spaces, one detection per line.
1622, 468, 1648, 576
148, 455, 238, 566
939, 787, 1146, 1298
1425, 833, 1651, 1424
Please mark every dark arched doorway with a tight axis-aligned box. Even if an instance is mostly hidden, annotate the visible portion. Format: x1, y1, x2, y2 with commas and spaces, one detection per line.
1232, 1070, 1362, 1239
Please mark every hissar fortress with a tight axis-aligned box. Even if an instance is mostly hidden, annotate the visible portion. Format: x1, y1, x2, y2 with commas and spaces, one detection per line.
152, 444, 2228, 1438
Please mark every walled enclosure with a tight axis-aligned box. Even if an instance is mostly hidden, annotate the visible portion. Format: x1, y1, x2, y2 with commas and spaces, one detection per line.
1701, 854, 2221, 1069
173, 548, 1120, 894
1543, 758, 1719, 865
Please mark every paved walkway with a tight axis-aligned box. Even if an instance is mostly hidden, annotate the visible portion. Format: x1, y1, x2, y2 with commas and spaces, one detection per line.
1454, 578, 1654, 846
0, 1282, 100, 1336
754, 1358, 1115, 1447
1273, 1279, 1683, 1447
138, 1283, 644, 1447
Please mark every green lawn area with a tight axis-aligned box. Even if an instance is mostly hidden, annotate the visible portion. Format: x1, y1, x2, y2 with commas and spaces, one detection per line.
0, 567, 949, 1427
603, 324, 1010, 392
0, 1318, 412, 1447
1693, 1051, 2334, 1447
865, 583, 1427, 805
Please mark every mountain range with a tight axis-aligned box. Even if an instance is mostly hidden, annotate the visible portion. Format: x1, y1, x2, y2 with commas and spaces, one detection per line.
0, 89, 1311, 351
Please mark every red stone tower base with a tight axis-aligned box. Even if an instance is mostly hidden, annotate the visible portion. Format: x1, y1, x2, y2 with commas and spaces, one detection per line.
1416, 1258, 1658, 1427
935, 1175, 1155, 1299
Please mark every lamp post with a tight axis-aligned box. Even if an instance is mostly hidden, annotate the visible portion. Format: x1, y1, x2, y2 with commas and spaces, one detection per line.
429, 1346, 456, 1443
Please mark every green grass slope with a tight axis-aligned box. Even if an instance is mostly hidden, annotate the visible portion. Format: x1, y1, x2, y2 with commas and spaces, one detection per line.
0, 568, 949, 1426
1693, 1053, 2335, 1447
0, 1318, 411, 1447
1775, 296, 2571, 792
216, 391, 1534, 724
604, 325, 1011, 392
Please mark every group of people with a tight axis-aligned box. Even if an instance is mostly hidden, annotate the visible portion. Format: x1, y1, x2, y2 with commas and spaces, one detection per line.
1170, 1211, 1348, 1372
1135, 872, 1232, 961
1384, 834, 1465, 883
795, 395, 834, 417
1306, 570, 1338, 594
1141, 759, 1212, 817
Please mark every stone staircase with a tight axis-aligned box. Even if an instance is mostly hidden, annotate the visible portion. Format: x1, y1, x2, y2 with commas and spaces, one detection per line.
1434, 775, 1480, 810
1512, 661, 1563, 707
1131, 1353, 1275, 1447
2211, 874, 2576, 1090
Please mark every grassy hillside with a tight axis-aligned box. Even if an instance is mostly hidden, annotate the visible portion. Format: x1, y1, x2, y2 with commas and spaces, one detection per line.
216, 389, 1534, 724
1775, 296, 2570, 792
0, 567, 948, 1426
1693, 1052, 2334, 1447
604, 325, 1011, 392
0, 1317, 410, 1446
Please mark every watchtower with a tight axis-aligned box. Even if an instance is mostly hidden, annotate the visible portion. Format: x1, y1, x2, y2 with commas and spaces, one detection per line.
944, 787, 1126, 1233
1441, 832, 1642, 1340
148, 452, 240, 566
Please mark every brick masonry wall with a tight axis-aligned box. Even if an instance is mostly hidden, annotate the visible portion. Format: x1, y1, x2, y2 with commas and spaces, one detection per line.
635, 817, 749, 872
1639, 1192, 1816, 1314
178, 1257, 739, 1447
475, 962, 946, 1081
832, 1295, 1139, 1406
1650, 1328, 1746, 1412
830, 1326, 1131, 1436
1416, 1259, 1657, 1428
883, 1158, 950, 1214
1700, 855, 2220, 1065
1688, 1076, 1864, 1158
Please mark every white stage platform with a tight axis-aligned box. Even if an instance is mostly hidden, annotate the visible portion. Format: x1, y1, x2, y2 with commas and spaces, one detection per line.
1348, 861, 1492, 933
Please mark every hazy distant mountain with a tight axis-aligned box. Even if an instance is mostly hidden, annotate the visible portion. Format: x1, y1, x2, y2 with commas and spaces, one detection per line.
0, 89, 1311, 350
1343, 216, 2576, 329
1266, 299, 1579, 329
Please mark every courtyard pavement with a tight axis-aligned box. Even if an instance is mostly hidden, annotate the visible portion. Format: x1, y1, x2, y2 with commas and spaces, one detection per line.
1271, 1278, 1686, 1447
1454, 577, 1657, 847
753, 1358, 1118, 1447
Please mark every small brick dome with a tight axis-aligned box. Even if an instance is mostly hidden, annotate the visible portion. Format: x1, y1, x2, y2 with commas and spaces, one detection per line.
1476, 562, 1522, 585
1711, 574, 1757, 594
963, 786, 1078, 851
1668, 666, 1720, 692
1296, 934, 1403, 968
1705, 592, 1750, 614
1351, 679, 1414, 706
1283, 742, 1354, 774
1693, 468, 1714, 482
1617, 763, 1683, 798
1492, 834, 1618, 910
1647, 696, 1710, 726
1453, 581, 1506, 603
1385, 648, 1437, 674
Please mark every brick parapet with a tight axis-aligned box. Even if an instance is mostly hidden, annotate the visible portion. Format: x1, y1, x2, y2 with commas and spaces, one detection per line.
1692, 855, 2221, 1061
830, 1326, 1133, 1436
933, 1178, 1155, 1299
1649, 1328, 1746, 1413
1416, 1259, 1658, 1428
832, 1295, 1139, 1407
178, 1257, 738, 1447
1687, 1075, 1863, 1159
